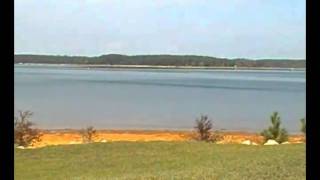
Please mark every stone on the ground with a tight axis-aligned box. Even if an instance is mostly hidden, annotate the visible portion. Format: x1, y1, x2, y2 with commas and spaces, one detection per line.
281, 141, 290, 144
241, 140, 259, 145
101, 139, 107, 143
16, 146, 25, 149
241, 140, 252, 145
264, 139, 279, 145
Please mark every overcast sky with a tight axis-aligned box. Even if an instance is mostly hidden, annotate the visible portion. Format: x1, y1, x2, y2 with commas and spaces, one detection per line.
14, 0, 305, 59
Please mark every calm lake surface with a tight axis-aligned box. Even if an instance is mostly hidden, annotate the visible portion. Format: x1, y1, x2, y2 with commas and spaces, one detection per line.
14, 65, 306, 132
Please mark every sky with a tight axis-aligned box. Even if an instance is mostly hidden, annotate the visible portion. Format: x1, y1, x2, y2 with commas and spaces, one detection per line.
14, 0, 305, 59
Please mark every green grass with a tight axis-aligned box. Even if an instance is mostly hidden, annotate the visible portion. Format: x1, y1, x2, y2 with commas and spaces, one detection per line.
15, 142, 305, 180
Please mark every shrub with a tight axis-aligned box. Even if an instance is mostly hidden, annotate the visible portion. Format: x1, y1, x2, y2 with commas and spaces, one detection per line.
209, 130, 224, 142
300, 118, 306, 135
194, 115, 215, 142
81, 126, 97, 143
260, 112, 288, 143
14, 110, 41, 147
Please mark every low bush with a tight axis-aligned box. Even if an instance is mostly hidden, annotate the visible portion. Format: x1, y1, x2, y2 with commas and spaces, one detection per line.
260, 112, 288, 143
194, 115, 221, 142
14, 110, 41, 147
81, 126, 97, 143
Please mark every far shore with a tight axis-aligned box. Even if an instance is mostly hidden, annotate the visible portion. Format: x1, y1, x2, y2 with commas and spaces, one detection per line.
15, 63, 306, 71
28, 129, 305, 148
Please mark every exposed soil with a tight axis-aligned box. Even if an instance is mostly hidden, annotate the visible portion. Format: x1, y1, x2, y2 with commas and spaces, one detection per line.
29, 129, 305, 148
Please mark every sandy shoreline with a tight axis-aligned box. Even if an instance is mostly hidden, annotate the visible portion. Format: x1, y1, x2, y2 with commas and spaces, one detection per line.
26, 129, 305, 148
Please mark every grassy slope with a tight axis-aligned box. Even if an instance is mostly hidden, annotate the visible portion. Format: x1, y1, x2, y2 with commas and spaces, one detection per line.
15, 142, 305, 180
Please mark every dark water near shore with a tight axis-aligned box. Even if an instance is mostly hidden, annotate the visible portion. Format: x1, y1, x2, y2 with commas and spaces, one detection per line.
14, 65, 305, 132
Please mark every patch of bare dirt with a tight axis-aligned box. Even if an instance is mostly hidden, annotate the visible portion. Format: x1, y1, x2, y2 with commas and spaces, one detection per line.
29, 130, 305, 148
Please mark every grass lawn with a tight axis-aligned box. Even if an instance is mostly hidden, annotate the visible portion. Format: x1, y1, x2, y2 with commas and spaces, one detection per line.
15, 142, 305, 180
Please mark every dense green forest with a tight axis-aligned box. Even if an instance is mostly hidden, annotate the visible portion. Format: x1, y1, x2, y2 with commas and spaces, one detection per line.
14, 54, 305, 68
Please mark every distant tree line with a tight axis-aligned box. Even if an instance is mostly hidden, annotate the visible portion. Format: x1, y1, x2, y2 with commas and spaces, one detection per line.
14, 54, 306, 68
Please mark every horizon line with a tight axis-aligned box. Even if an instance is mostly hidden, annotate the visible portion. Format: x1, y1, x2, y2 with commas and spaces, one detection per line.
14, 53, 306, 61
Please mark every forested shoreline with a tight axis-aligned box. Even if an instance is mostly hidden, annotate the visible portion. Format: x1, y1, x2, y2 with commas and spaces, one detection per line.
14, 54, 305, 68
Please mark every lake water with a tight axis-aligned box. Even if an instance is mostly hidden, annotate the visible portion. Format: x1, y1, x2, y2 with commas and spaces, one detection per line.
14, 65, 306, 133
